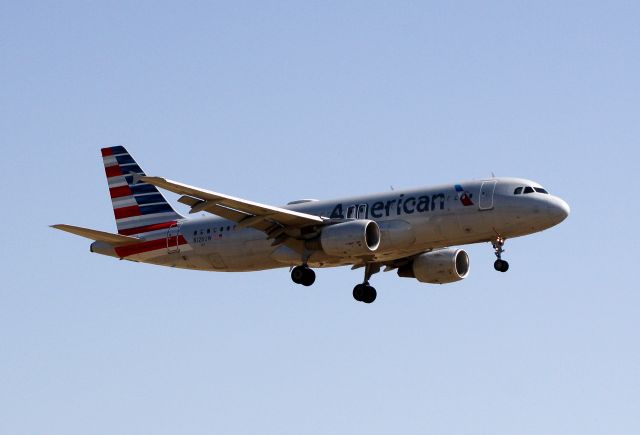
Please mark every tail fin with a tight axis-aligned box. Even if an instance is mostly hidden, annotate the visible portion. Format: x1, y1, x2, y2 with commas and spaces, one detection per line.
101, 146, 183, 236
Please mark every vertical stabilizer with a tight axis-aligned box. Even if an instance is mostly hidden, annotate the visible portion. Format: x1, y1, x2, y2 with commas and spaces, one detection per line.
101, 146, 183, 236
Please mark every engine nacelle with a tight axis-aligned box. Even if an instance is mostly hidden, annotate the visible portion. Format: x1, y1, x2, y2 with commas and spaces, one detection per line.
398, 248, 470, 284
377, 219, 415, 252
314, 220, 381, 257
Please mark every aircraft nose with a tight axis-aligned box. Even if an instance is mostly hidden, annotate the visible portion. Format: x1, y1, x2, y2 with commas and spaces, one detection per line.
546, 196, 570, 224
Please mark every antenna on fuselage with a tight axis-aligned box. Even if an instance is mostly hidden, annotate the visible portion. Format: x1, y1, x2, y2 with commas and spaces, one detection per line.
491, 171, 496, 178
390, 185, 395, 191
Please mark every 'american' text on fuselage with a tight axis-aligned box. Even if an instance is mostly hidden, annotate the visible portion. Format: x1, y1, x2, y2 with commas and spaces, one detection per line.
329, 193, 448, 219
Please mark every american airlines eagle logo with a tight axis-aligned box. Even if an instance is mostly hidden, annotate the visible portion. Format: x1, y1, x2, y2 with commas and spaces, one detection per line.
455, 184, 474, 206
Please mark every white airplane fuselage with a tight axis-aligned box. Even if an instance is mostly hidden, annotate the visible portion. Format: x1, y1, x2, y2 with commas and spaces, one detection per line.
90, 177, 569, 273
53, 147, 571, 303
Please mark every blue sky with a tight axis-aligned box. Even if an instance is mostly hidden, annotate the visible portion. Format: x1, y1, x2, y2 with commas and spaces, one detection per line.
1, 1, 639, 434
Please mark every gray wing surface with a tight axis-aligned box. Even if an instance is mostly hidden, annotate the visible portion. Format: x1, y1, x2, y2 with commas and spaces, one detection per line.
140, 176, 326, 236
51, 224, 143, 246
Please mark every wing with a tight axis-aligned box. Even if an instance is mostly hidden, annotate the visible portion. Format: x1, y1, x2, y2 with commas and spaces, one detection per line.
140, 176, 326, 239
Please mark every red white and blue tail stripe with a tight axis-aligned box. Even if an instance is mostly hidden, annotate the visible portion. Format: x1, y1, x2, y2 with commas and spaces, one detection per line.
102, 146, 183, 236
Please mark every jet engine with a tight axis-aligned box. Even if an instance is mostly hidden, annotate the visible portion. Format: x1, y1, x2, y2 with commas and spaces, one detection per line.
308, 220, 381, 257
398, 248, 470, 284
377, 220, 415, 252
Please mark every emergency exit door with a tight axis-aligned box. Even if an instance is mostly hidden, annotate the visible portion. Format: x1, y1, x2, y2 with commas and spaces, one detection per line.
167, 223, 181, 253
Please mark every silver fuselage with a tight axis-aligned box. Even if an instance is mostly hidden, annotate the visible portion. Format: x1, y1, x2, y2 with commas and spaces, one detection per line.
92, 177, 569, 271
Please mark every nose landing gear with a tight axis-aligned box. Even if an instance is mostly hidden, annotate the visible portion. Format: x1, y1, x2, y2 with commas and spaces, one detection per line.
494, 259, 509, 272
492, 237, 509, 272
291, 265, 316, 286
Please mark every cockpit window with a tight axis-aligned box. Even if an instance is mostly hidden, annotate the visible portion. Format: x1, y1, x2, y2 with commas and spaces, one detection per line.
515, 185, 548, 195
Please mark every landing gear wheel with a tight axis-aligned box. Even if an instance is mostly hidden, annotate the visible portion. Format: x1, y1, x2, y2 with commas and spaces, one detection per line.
353, 283, 377, 303
363, 286, 377, 304
352, 263, 381, 304
291, 266, 305, 284
301, 268, 316, 286
353, 284, 366, 302
291, 265, 315, 286
492, 237, 509, 272
494, 259, 509, 272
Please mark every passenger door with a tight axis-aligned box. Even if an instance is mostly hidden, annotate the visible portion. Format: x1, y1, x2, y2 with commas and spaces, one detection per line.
478, 180, 497, 210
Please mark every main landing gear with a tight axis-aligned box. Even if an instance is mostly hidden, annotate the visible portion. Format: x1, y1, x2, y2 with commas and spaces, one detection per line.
291, 262, 379, 304
492, 236, 509, 272
353, 283, 376, 304
291, 265, 316, 286
353, 263, 380, 304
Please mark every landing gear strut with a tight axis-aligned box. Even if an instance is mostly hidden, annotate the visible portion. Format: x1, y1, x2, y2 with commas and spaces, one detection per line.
353, 263, 379, 304
291, 265, 316, 286
492, 237, 509, 272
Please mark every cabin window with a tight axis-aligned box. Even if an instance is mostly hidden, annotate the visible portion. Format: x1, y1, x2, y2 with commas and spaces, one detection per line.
514, 187, 523, 195
523, 186, 534, 194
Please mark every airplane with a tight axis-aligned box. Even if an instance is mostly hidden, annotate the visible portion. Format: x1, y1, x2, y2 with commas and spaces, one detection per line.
52, 146, 570, 303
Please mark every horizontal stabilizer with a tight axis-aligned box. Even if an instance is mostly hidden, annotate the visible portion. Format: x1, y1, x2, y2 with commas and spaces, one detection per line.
51, 224, 143, 246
